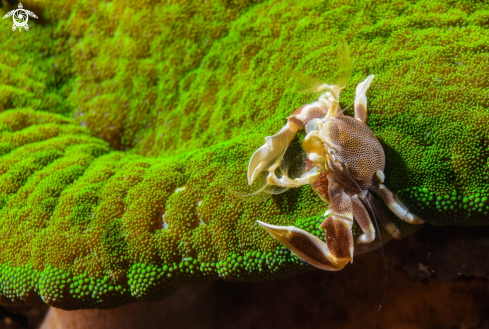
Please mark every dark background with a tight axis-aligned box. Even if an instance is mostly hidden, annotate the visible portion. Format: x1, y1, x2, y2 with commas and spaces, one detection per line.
2, 224, 489, 329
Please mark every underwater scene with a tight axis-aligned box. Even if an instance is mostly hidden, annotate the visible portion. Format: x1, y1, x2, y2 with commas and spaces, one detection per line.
1, 0, 489, 328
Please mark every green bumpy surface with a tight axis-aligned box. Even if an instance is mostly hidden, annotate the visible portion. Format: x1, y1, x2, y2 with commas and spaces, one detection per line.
0, 0, 488, 309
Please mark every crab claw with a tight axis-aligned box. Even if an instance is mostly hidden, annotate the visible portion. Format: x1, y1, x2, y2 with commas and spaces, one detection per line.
247, 123, 300, 185
256, 220, 348, 271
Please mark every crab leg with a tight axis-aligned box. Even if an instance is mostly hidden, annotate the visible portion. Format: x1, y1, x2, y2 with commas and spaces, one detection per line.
362, 192, 402, 239
350, 194, 376, 244
256, 221, 348, 271
320, 178, 354, 262
374, 184, 424, 225
354, 75, 375, 124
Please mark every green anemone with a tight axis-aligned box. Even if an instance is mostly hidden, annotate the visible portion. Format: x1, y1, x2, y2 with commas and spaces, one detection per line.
0, 0, 488, 309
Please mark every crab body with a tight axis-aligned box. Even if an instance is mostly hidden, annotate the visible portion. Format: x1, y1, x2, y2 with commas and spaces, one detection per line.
247, 74, 424, 271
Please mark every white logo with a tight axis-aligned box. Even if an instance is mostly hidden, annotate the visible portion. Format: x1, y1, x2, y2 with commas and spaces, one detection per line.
3, 3, 38, 32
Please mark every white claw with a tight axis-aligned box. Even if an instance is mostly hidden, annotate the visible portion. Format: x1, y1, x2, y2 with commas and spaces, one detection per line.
247, 123, 299, 185
247, 143, 274, 185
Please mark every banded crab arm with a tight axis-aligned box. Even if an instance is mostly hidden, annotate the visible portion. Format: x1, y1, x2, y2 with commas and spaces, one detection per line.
373, 184, 424, 225
247, 98, 332, 187
256, 221, 348, 271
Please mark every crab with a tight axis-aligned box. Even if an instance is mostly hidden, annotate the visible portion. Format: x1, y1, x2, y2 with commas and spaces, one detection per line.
247, 43, 424, 271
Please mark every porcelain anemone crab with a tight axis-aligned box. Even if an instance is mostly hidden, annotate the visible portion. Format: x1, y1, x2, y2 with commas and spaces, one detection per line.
247, 39, 424, 271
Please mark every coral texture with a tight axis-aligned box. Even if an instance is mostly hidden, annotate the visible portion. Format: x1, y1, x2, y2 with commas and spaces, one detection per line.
0, 0, 488, 309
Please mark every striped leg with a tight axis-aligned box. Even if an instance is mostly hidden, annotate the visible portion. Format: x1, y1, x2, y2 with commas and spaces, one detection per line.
354, 75, 375, 124
351, 194, 376, 244
374, 184, 424, 225
362, 192, 402, 240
